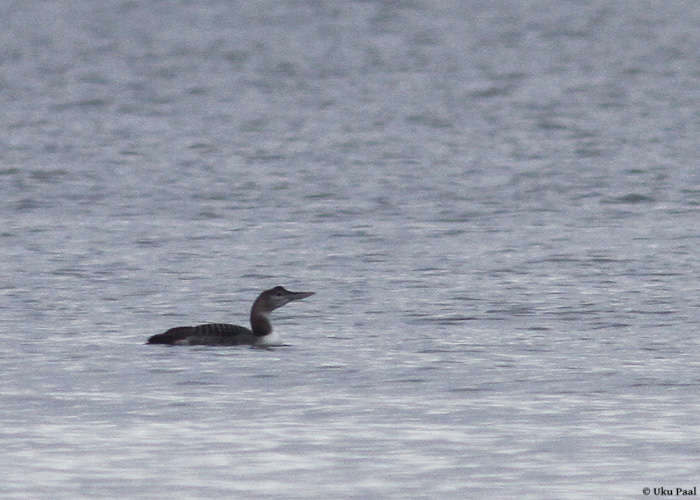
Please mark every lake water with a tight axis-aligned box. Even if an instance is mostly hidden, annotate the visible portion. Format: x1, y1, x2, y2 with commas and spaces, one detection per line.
2, 1, 700, 498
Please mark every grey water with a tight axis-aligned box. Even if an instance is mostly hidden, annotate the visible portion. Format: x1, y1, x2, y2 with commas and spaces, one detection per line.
2, 0, 700, 498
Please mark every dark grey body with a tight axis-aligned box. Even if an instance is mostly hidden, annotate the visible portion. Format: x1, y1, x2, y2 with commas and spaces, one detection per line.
146, 286, 315, 347
147, 323, 258, 346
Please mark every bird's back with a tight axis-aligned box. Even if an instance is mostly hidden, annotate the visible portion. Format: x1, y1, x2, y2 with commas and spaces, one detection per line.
147, 323, 256, 346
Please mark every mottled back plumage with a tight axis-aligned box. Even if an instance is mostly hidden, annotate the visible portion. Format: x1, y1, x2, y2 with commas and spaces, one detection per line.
147, 323, 255, 346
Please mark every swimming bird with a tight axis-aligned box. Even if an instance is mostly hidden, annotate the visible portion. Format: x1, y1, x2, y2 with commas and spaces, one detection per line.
146, 286, 315, 346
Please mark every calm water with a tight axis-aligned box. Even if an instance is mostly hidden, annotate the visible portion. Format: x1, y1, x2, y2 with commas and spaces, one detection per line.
2, 1, 700, 498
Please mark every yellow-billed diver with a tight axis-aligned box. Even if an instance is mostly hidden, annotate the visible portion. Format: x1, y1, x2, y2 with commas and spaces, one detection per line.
147, 286, 314, 346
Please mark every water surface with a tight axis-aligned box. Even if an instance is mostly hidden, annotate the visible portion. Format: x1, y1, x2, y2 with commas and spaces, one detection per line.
2, 1, 700, 498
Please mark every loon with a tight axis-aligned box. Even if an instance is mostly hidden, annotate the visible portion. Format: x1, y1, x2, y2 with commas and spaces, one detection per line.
147, 286, 315, 346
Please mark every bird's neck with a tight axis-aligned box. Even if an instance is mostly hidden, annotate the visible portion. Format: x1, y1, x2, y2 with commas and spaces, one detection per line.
250, 310, 272, 337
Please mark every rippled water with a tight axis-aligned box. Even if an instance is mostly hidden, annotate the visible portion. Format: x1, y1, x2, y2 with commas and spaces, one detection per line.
2, 1, 700, 498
